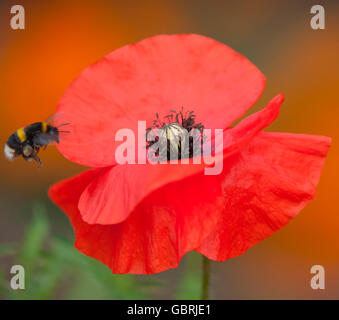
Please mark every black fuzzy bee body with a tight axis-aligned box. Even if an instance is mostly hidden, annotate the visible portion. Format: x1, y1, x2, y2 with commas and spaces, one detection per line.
4, 121, 66, 167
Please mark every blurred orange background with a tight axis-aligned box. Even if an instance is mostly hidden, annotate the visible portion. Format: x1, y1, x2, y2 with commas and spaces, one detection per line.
0, 0, 338, 299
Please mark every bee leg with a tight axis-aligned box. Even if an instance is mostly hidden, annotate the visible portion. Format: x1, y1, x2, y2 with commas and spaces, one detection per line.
23, 144, 34, 157
23, 156, 33, 163
33, 145, 41, 152
31, 152, 42, 168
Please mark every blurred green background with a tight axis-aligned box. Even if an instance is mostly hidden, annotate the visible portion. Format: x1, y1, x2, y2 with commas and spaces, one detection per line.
0, 0, 338, 299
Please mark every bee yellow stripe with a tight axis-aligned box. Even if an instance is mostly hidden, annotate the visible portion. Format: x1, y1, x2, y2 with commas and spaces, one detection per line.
41, 121, 48, 133
17, 128, 26, 142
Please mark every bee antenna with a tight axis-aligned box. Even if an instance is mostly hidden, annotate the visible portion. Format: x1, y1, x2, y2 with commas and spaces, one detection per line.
58, 130, 70, 133
57, 122, 71, 128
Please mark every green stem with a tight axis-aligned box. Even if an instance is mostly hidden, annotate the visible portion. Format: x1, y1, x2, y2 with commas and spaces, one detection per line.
201, 256, 210, 300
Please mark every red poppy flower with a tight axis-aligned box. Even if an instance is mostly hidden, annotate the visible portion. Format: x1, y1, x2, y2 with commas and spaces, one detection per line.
49, 34, 331, 274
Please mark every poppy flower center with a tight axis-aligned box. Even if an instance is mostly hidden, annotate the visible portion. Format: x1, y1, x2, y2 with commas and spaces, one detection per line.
146, 108, 204, 161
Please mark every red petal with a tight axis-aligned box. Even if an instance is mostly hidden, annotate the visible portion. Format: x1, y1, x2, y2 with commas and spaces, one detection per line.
220, 93, 284, 156
49, 166, 229, 274
78, 95, 284, 225
55, 34, 265, 167
78, 162, 205, 224
49, 131, 331, 274
48, 94, 289, 274
196, 132, 331, 261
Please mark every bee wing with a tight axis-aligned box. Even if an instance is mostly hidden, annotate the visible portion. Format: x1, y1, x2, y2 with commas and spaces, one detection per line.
45, 112, 71, 131
45, 114, 56, 124
45, 111, 68, 125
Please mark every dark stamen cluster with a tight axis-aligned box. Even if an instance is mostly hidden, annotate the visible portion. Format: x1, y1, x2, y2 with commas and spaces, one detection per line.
146, 108, 204, 161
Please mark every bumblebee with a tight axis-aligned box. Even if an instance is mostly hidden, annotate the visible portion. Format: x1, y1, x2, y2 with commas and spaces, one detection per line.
4, 121, 69, 167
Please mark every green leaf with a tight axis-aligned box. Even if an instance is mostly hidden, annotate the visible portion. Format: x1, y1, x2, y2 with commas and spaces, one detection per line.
19, 202, 49, 270
50, 237, 149, 299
